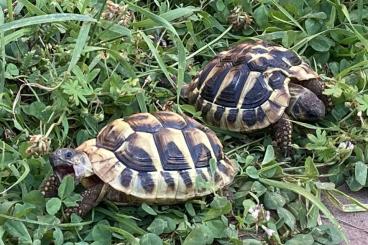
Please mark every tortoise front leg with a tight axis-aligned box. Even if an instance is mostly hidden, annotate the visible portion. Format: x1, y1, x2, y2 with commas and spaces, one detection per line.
64, 183, 105, 220
299, 79, 333, 111
273, 114, 293, 157
40, 174, 60, 197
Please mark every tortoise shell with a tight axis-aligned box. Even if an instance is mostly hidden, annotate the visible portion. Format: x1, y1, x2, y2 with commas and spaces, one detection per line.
76, 111, 237, 203
184, 40, 319, 131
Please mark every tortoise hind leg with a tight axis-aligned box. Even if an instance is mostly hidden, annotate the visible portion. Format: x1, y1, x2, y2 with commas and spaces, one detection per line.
298, 79, 333, 111
64, 183, 106, 220
273, 114, 293, 157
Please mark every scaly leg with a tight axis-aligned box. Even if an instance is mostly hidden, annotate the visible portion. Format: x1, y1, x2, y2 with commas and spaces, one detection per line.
64, 183, 105, 219
273, 114, 293, 157
40, 174, 60, 197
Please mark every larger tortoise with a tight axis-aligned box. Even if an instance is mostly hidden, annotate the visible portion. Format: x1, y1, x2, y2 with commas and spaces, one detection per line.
181, 40, 330, 155
40, 111, 237, 218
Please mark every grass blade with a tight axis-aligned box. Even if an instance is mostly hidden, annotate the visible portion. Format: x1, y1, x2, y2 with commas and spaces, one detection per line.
133, 6, 200, 28
18, 0, 46, 15
0, 7, 4, 94
0, 13, 96, 32
126, 1, 186, 104
140, 31, 175, 87
67, 21, 92, 72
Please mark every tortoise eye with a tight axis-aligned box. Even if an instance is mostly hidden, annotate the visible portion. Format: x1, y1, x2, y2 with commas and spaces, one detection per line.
65, 151, 73, 159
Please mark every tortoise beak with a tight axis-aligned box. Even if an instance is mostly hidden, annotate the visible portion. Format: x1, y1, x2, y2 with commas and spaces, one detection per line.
49, 152, 75, 181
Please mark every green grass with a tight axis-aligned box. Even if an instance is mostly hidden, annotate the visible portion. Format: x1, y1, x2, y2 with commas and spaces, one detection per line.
1, 0, 368, 244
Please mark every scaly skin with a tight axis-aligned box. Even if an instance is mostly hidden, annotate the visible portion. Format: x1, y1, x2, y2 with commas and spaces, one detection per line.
273, 114, 293, 157
40, 174, 60, 197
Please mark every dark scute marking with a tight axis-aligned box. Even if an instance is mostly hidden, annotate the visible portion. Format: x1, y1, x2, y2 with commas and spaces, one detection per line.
269, 100, 282, 111
252, 48, 268, 54
120, 168, 133, 187
214, 64, 249, 107
214, 106, 225, 123
138, 172, 155, 193
97, 124, 124, 151
200, 63, 232, 102
217, 161, 230, 175
268, 71, 286, 90
227, 108, 238, 124
256, 107, 266, 122
270, 49, 301, 66
125, 114, 161, 133
248, 56, 268, 72
197, 61, 217, 89
154, 130, 191, 171
196, 168, 208, 181
192, 143, 212, 168
161, 171, 175, 190
242, 109, 257, 126
206, 133, 223, 160
115, 134, 156, 172
242, 75, 271, 109
201, 102, 211, 118
154, 111, 186, 130
179, 171, 193, 188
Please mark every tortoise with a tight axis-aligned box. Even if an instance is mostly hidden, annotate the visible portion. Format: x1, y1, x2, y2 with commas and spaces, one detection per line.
181, 40, 330, 155
40, 111, 237, 218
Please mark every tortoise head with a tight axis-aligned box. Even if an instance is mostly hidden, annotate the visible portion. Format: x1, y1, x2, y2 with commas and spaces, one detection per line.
287, 83, 325, 121
49, 148, 94, 181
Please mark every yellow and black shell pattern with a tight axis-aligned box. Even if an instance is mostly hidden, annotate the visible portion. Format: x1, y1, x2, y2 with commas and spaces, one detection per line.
185, 40, 320, 131
76, 111, 237, 203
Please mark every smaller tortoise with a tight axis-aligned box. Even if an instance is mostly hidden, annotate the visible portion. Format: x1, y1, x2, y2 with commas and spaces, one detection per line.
181, 40, 330, 155
40, 111, 237, 218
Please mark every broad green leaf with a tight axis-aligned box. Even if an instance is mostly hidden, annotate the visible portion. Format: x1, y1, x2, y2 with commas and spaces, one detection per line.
355, 161, 367, 185
263, 191, 286, 210
4, 220, 32, 243
309, 36, 333, 52
183, 225, 213, 245
262, 145, 275, 165
140, 233, 163, 245
141, 203, 157, 216
246, 166, 259, 179
92, 223, 112, 243
253, 4, 268, 27
53, 227, 64, 245
46, 197, 61, 215
305, 157, 319, 177
277, 207, 296, 230
58, 175, 75, 200
285, 233, 314, 245
147, 218, 167, 235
